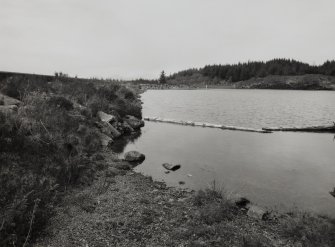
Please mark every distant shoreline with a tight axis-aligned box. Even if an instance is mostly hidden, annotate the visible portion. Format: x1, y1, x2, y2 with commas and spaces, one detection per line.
139, 83, 335, 91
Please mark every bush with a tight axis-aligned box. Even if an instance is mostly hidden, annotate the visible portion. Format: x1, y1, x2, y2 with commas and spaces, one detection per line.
0, 75, 51, 100
0, 99, 98, 245
47, 96, 73, 111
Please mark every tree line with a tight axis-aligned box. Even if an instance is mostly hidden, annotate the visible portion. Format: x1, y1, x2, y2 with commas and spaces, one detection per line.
169, 59, 335, 83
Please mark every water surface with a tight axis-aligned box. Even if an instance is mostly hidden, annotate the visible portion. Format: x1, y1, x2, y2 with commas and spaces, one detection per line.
143, 89, 335, 128
120, 89, 335, 215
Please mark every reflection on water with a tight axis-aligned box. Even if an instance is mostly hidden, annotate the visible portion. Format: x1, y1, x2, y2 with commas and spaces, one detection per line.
117, 89, 335, 215
111, 131, 142, 153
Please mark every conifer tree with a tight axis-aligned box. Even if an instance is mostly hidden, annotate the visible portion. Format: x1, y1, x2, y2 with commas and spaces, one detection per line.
159, 70, 166, 84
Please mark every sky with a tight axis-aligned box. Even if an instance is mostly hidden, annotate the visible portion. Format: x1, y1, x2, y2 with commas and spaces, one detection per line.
1, 0, 335, 79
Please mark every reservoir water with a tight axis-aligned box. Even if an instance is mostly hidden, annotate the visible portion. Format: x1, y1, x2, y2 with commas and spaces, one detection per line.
118, 89, 335, 215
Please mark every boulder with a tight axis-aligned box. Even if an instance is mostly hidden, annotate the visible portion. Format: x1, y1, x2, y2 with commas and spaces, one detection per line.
247, 205, 268, 220
99, 121, 121, 139
0, 93, 22, 106
229, 194, 250, 208
162, 163, 181, 171
124, 151, 145, 162
122, 121, 135, 134
97, 111, 116, 124
97, 132, 113, 147
124, 115, 144, 130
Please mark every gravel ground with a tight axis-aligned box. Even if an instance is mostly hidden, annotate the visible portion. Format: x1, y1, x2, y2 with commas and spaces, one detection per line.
33, 153, 333, 247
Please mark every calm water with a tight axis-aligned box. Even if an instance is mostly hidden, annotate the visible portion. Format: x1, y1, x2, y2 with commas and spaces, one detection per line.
142, 89, 335, 128
120, 89, 335, 215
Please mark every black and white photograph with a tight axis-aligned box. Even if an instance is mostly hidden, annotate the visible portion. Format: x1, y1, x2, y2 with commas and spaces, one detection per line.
1, 0, 335, 246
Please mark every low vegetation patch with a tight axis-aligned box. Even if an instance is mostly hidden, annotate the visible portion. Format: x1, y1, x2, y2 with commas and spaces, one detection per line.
0, 73, 142, 246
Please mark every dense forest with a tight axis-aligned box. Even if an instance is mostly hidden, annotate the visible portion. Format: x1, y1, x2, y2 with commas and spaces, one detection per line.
169, 59, 335, 83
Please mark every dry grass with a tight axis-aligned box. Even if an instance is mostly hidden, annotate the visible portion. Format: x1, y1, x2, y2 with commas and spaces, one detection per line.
0, 74, 142, 246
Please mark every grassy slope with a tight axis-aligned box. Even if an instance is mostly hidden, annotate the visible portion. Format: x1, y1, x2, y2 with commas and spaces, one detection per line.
0, 72, 142, 246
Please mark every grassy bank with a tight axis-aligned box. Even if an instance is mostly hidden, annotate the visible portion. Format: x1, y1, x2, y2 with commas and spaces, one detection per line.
0, 72, 142, 246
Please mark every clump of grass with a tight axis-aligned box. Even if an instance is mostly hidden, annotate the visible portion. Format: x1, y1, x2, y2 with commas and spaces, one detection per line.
47, 96, 73, 111
193, 181, 237, 225
193, 180, 223, 206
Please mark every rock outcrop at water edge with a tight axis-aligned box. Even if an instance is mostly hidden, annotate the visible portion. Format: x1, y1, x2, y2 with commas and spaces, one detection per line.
124, 151, 146, 162
124, 115, 145, 129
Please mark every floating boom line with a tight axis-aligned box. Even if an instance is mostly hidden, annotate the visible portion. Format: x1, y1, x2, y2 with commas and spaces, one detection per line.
143, 117, 272, 133
262, 124, 335, 133
144, 117, 335, 134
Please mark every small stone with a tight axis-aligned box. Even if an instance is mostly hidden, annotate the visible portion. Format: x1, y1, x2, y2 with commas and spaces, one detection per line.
162, 163, 181, 171
178, 181, 185, 185
97, 111, 116, 123
230, 194, 250, 208
247, 205, 267, 220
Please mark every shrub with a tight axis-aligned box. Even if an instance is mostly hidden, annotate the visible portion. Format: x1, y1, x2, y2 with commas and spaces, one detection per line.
0, 99, 97, 245
193, 181, 223, 206
47, 96, 73, 111
0, 72, 142, 245
0, 75, 51, 100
